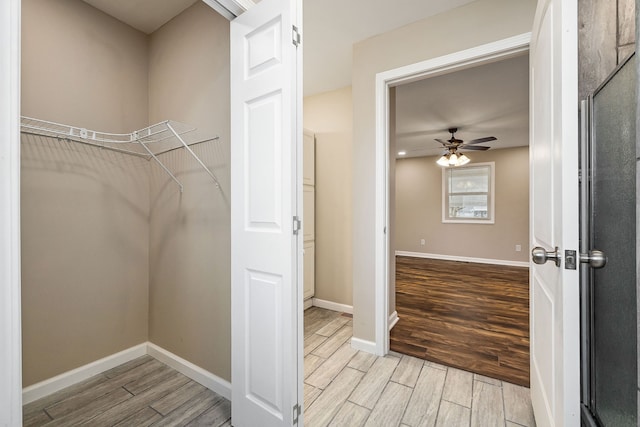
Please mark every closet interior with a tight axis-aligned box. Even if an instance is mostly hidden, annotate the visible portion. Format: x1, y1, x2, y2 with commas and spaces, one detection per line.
21, 0, 232, 403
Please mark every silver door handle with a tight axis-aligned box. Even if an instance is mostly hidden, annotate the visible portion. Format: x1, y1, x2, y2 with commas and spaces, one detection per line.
579, 250, 607, 269
531, 246, 561, 267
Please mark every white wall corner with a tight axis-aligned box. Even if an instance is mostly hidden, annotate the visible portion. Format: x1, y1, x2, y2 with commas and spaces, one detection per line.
303, 298, 313, 310
388, 311, 399, 331
350, 337, 378, 355
147, 343, 232, 401
22, 343, 148, 405
312, 298, 353, 314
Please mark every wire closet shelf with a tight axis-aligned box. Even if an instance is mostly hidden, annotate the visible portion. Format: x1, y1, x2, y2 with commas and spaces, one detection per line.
20, 116, 221, 192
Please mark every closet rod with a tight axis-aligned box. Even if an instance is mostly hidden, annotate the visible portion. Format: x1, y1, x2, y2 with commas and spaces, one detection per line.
20, 130, 151, 159
153, 136, 219, 156
20, 131, 219, 159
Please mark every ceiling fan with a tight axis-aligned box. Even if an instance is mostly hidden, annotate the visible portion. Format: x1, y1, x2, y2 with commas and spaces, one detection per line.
434, 127, 497, 167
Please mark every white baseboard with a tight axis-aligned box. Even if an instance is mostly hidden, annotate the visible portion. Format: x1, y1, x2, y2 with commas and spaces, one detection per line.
147, 343, 231, 401
303, 298, 313, 310
395, 250, 529, 268
23, 342, 232, 404
22, 343, 147, 404
388, 311, 399, 331
312, 298, 353, 314
350, 337, 377, 354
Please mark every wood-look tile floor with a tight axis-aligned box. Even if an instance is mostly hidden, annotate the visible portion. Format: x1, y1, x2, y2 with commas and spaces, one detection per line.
391, 256, 530, 386
23, 304, 532, 427
304, 307, 536, 427
23, 355, 231, 427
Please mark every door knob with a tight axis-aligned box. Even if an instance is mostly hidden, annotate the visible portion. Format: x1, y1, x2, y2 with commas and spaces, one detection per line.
579, 250, 607, 269
531, 246, 561, 267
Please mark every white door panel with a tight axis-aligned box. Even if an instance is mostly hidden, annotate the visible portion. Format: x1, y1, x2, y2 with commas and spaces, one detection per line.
529, 0, 580, 426
231, 0, 302, 425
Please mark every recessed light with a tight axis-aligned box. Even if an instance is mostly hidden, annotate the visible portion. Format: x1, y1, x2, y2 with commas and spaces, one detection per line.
398, 151, 406, 156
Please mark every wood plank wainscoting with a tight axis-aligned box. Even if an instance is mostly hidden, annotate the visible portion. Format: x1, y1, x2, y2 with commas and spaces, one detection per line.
390, 256, 530, 387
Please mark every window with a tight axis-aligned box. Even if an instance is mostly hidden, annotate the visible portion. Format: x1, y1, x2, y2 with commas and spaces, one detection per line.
442, 162, 495, 224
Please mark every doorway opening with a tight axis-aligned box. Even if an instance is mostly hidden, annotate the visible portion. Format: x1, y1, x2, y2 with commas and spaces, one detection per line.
390, 53, 530, 386
373, 33, 532, 373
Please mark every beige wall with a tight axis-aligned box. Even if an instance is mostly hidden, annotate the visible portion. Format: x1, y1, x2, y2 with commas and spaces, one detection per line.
21, 0, 148, 132
304, 87, 353, 306
21, 0, 150, 386
395, 147, 529, 262
351, 0, 537, 343
304, 86, 353, 132
147, 2, 231, 381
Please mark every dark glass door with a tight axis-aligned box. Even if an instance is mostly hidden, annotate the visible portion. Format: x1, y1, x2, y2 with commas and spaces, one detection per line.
581, 53, 637, 426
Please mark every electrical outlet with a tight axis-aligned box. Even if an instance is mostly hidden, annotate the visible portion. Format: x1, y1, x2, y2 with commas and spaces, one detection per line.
515, 244, 522, 252
420, 239, 426, 246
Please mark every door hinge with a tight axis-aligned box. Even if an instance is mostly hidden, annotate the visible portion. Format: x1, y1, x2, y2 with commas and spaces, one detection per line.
293, 216, 301, 235
293, 403, 301, 424
292, 25, 301, 47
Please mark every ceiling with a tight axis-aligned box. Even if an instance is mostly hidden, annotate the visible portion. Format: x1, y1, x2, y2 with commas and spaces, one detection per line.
81, 0, 199, 34
395, 54, 530, 159
81, 0, 477, 95
79, 0, 529, 156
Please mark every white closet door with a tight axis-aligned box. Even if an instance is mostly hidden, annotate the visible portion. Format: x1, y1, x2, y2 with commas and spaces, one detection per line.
230, 0, 302, 425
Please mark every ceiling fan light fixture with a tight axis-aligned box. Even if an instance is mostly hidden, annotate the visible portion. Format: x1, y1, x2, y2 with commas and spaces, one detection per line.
433, 128, 496, 167
457, 153, 470, 166
448, 152, 458, 165
436, 150, 471, 167
436, 155, 450, 167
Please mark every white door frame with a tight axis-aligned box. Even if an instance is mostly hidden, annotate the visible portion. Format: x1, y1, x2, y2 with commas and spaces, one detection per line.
0, 0, 22, 424
373, 33, 532, 355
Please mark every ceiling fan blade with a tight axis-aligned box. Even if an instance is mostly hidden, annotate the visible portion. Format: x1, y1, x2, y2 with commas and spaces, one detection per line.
460, 145, 490, 151
466, 136, 497, 145
434, 139, 448, 145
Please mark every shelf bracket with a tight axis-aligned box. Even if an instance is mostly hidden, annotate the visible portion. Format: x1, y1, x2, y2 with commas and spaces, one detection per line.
137, 137, 184, 193
166, 122, 221, 189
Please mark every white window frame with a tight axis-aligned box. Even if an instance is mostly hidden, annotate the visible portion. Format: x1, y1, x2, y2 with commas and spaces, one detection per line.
442, 161, 495, 224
